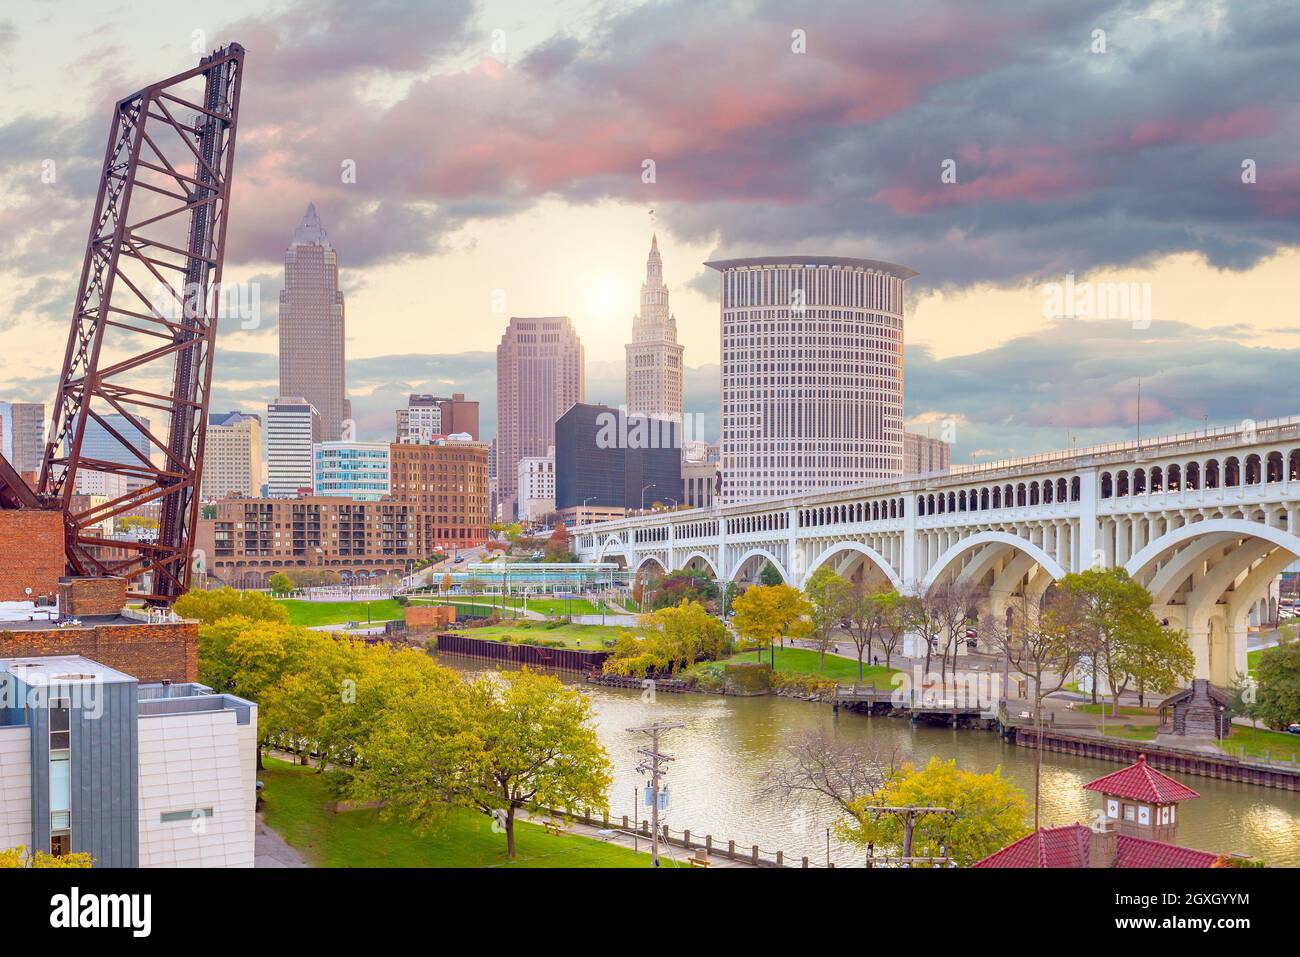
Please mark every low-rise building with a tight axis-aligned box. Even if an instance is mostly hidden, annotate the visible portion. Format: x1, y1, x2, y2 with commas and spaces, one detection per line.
313, 440, 391, 501
517, 447, 555, 522
0, 654, 256, 867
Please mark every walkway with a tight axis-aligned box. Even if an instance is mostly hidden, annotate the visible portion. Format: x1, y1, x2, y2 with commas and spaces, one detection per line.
254, 812, 307, 868
519, 808, 760, 868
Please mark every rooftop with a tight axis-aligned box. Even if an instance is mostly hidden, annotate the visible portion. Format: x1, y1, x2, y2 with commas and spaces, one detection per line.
0, 654, 136, 687
704, 255, 918, 279
291, 202, 331, 248
972, 824, 1222, 869
1083, 754, 1201, 805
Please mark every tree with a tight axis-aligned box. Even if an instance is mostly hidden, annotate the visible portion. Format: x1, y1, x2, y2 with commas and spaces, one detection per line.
732, 583, 812, 667
760, 731, 899, 827
1254, 636, 1300, 730
603, 600, 729, 677
804, 567, 853, 673
925, 580, 982, 686
267, 572, 294, 596
174, 586, 290, 625
543, 522, 575, 562
841, 757, 1030, 866
650, 567, 719, 610
876, 591, 912, 672
0, 846, 93, 868
985, 587, 1088, 830
440, 572, 454, 594
759, 563, 783, 587
1058, 568, 1190, 715
353, 668, 612, 859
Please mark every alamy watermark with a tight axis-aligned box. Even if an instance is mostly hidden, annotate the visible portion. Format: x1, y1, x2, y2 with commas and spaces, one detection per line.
1041, 272, 1152, 328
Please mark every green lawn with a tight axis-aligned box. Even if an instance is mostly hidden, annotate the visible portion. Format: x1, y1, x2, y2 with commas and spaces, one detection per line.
721, 646, 898, 685
1247, 648, 1262, 674
1220, 726, 1300, 763
258, 758, 650, 868
280, 599, 406, 627
1102, 724, 1158, 741
411, 594, 604, 617
467, 622, 626, 649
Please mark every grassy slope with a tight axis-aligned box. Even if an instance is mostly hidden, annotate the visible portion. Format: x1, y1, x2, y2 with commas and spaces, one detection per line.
280, 599, 406, 627
466, 622, 625, 649
1219, 725, 1300, 762
720, 646, 897, 684
259, 759, 648, 868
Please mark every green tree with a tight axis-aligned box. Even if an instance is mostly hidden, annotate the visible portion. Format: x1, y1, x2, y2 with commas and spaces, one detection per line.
267, 572, 294, 596
759, 563, 783, 587
174, 586, 290, 625
804, 567, 853, 673
650, 568, 719, 610
1254, 636, 1300, 730
1058, 568, 1190, 715
353, 668, 612, 859
732, 583, 812, 667
840, 757, 1030, 866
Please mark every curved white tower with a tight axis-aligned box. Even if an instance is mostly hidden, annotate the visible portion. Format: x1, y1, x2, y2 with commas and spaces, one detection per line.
706, 255, 917, 503
625, 235, 684, 422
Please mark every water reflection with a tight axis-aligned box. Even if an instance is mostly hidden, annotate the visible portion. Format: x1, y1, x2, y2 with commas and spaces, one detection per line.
437, 655, 1300, 867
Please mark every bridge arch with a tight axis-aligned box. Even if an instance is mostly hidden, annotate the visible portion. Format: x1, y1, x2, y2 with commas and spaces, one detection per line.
921, 531, 1067, 594
803, 541, 901, 590
680, 550, 721, 578
729, 548, 789, 584
633, 554, 668, 577
1124, 517, 1300, 581
596, 535, 629, 567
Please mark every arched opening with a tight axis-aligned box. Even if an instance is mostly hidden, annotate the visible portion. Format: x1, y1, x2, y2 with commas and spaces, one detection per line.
1167, 463, 1181, 491
1225, 457, 1240, 487
1100, 472, 1113, 498
1267, 451, 1284, 483
1245, 454, 1261, 485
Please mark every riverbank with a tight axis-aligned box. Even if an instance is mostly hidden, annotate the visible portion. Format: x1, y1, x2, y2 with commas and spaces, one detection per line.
258, 758, 654, 868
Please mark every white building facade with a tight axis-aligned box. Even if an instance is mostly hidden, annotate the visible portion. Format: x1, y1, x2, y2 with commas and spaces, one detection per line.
202, 411, 262, 500
267, 396, 320, 497
707, 256, 916, 503
517, 449, 556, 523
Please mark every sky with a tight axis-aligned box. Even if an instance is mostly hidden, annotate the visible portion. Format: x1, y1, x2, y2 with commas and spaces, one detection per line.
1, 0, 1298, 463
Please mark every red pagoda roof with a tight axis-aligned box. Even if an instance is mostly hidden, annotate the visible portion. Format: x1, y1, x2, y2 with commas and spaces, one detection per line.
1082, 754, 1200, 804
973, 824, 1221, 869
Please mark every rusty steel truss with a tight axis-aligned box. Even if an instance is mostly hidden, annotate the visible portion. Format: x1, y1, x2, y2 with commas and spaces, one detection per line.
33, 43, 245, 604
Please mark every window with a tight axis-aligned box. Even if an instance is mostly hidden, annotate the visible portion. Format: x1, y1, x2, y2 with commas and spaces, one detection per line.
161, 808, 215, 823
1123, 804, 1136, 821
50, 697, 71, 855
1138, 806, 1150, 825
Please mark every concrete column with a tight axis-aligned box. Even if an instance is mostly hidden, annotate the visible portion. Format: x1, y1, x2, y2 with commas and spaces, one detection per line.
1076, 467, 1098, 569
901, 492, 918, 591
667, 521, 676, 572
717, 514, 729, 580
787, 506, 800, 585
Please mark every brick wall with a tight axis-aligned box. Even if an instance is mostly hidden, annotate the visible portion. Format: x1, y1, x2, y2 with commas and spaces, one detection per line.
0, 620, 198, 683
58, 576, 129, 617
0, 509, 65, 601
406, 604, 456, 634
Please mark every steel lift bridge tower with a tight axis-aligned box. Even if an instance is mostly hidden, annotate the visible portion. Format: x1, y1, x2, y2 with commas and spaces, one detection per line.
0, 44, 245, 604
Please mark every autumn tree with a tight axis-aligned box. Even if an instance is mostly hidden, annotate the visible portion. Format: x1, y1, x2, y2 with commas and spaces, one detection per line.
1254, 635, 1300, 730
650, 567, 719, 610
841, 757, 1030, 867
0, 846, 93, 868
732, 583, 812, 667
267, 572, 294, 595
603, 600, 729, 677
543, 522, 575, 562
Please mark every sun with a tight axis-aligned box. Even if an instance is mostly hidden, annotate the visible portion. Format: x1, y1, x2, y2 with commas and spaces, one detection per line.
586, 278, 623, 316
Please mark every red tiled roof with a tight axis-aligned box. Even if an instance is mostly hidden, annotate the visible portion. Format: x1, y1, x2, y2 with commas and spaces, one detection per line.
1113, 834, 1221, 869
972, 824, 1221, 869
1082, 754, 1200, 804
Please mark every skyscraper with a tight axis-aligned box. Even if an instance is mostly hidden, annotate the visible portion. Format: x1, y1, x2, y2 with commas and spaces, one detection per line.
202, 412, 262, 500
266, 397, 320, 497
625, 234, 684, 422
0, 402, 45, 475
706, 256, 917, 502
279, 204, 350, 442
496, 316, 584, 518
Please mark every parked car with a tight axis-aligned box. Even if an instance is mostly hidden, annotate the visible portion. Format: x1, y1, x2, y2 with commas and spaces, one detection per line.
1286, 723, 1300, 736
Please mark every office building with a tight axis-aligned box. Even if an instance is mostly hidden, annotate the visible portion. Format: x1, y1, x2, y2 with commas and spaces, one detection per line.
202, 411, 262, 500
554, 403, 680, 517
279, 204, 350, 442
682, 441, 718, 509
75, 410, 151, 471
625, 235, 684, 422
0, 402, 45, 475
266, 397, 320, 498
706, 255, 916, 502
396, 393, 481, 443
517, 448, 555, 522
313, 441, 391, 501
388, 439, 490, 553
903, 430, 952, 476
496, 316, 584, 517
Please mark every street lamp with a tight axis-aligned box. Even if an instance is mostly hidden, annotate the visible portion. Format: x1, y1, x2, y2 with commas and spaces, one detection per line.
581, 496, 594, 526
641, 484, 655, 512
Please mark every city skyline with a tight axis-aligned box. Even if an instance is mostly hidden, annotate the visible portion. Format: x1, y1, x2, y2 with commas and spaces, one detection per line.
1, 1, 1299, 465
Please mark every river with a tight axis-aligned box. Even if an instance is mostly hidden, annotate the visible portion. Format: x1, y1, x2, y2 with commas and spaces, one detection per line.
435, 654, 1300, 867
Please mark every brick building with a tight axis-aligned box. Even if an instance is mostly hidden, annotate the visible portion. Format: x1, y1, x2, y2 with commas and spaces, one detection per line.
388, 439, 490, 553
0, 509, 65, 602
196, 496, 417, 588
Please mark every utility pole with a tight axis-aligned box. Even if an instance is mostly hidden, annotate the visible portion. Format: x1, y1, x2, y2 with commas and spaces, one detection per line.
858, 805, 955, 867
628, 722, 683, 867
